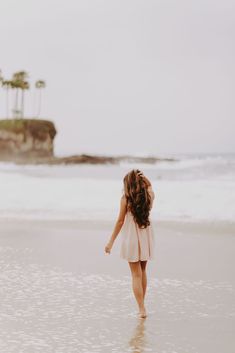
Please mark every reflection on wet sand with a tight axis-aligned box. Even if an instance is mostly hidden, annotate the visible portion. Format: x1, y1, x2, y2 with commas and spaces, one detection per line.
129, 318, 146, 353
0, 244, 234, 353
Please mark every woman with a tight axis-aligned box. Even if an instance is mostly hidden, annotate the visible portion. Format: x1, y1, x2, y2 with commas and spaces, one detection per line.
104, 169, 155, 318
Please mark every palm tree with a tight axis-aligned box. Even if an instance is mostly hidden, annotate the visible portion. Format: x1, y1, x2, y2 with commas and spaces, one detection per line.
2, 80, 13, 119
35, 80, 46, 117
20, 80, 30, 118
12, 71, 29, 118
0, 70, 3, 114
0, 70, 3, 85
0, 70, 3, 115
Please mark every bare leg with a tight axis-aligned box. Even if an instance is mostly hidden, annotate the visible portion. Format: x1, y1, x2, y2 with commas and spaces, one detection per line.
128, 261, 147, 318
140, 260, 147, 299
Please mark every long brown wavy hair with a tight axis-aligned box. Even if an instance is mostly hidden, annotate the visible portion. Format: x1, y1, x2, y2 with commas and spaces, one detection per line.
123, 169, 151, 229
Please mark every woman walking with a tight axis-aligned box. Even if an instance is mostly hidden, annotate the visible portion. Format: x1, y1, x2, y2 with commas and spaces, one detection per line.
105, 169, 155, 318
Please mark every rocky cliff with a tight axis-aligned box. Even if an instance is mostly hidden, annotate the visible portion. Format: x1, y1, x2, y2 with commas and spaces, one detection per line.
0, 119, 56, 161
0, 119, 176, 165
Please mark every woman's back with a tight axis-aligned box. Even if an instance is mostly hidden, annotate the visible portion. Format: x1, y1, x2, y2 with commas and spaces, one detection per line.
120, 188, 155, 262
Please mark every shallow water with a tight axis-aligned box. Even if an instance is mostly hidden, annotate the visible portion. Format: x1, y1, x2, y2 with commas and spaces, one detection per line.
0, 154, 235, 223
0, 245, 234, 353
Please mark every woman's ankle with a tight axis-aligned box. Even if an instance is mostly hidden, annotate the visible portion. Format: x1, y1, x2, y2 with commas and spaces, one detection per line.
139, 304, 145, 311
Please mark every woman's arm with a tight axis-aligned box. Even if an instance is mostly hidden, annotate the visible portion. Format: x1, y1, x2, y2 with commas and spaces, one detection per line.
105, 195, 127, 254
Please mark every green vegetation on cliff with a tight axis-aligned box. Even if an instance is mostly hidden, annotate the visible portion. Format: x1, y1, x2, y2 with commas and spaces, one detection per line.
0, 69, 46, 119
0, 119, 56, 141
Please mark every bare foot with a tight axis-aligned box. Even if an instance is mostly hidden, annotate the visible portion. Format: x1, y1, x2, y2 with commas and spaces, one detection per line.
139, 307, 147, 318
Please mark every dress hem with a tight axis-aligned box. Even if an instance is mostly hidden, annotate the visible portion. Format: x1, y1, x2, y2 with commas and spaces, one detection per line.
120, 255, 154, 262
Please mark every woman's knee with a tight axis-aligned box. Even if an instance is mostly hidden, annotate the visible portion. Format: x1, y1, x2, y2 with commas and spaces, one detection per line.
129, 262, 142, 279
140, 260, 147, 272
133, 270, 142, 280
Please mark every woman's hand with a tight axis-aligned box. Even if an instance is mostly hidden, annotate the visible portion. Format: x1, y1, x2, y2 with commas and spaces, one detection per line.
137, 170, 151, 187
105, 242, 113, 254
137, 170, 143, 177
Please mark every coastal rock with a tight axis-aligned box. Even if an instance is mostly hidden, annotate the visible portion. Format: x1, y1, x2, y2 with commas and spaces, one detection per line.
0, 119, 56, 160
14, 153, 177, 165
0, 119, 177, 165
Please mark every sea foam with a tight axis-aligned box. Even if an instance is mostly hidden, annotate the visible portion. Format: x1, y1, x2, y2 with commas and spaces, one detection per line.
0, 155, 234, 223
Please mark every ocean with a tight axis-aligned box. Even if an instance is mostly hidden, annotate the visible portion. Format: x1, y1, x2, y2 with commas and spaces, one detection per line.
0, 153, 234, 223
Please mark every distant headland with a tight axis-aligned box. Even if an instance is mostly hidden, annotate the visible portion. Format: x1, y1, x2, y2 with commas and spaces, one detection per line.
0, 118, 176, 164
0, 70, 176, 165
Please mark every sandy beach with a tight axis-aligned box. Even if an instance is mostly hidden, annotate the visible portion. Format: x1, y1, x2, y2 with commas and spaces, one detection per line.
0, 219, 234, 353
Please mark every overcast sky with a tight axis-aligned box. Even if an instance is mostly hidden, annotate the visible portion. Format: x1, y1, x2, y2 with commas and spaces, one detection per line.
0, 0, 234, 156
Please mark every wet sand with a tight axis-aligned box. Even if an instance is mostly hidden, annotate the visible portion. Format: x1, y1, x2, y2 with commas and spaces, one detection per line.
0, 219, 234, 353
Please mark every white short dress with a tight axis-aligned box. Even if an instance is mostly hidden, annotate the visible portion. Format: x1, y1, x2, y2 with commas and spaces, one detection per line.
119, 189, 155, 262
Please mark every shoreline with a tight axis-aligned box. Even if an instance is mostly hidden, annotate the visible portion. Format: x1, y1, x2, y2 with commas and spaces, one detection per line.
0, 153, 177, 165
1, 217, 234, 233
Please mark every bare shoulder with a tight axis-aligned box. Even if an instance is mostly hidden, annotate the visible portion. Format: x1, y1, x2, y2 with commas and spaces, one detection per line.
119, 194, 127, 219
121, 194, 127, 204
